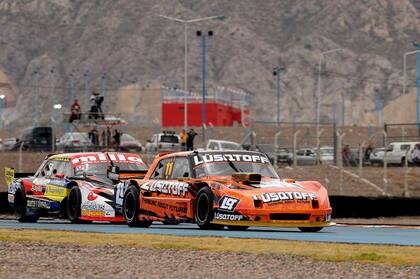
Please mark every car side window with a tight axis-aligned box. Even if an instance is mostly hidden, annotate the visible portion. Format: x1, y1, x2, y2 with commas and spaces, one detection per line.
151, 158, 172, 179
401, 145, 410, 151
55, 161, 73, 177
38, 160, 60, 178
297, 150, 304, 156
170, 157, 191, 179
208, 142, 217, 150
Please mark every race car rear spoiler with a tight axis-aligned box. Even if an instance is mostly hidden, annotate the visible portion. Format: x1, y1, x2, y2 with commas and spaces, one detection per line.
4, 167, 35, 187
107, 166, 148, 181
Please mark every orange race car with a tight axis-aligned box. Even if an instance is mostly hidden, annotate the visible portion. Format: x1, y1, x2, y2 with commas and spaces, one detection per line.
115, 150, 333, 231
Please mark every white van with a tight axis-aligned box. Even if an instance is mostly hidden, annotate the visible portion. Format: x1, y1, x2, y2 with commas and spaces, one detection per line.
385, 142, 420, 165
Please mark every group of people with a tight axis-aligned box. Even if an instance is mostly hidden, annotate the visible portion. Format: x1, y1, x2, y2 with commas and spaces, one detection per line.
341, 143, 373, 167
88, 127, 121, 148
179, 129, 198, 151
68, 91, 105, 123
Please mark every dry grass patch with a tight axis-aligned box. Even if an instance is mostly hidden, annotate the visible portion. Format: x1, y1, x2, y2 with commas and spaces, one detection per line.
0, 228, 419, 266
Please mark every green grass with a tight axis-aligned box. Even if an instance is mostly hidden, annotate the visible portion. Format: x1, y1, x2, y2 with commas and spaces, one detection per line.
0, 228, 419, 266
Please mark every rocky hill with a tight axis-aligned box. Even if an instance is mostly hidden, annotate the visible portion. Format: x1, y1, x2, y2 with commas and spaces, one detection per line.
0, 0, 419, 129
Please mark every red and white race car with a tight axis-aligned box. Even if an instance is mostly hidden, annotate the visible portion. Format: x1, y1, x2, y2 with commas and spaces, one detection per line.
6, 152, 147, 223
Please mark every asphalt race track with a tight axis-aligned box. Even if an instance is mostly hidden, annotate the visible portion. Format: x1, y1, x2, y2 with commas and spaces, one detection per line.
0, 219, 419, 246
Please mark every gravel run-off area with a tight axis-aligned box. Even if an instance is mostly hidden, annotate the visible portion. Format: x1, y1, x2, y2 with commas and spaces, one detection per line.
0, 242, 419, 279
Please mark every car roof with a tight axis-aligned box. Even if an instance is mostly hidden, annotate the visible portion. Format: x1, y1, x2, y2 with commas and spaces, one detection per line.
157, 150, 268, 160
48, 152, 140, 160
208, 139, 240, 144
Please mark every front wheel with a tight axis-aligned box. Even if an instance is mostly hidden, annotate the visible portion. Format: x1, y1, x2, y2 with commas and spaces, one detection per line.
123, 185, 152, 227
14, 189, 39, 223
67, 186, 90, 223
298, 227, 323, 232
195, 187, 224, 230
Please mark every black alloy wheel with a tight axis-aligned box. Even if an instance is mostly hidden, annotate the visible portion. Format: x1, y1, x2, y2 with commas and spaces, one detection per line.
123, 185, 152, 228
14, 189, 39, 223
195, 187, 224, 230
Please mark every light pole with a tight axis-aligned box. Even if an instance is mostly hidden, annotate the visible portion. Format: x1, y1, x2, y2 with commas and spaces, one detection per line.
197, 30, 213, 143
158, 14, 224, 130
273, 66, 285, 141
316, 48, 342, 164
403, 43, 420, 127
0, 94, 5, 130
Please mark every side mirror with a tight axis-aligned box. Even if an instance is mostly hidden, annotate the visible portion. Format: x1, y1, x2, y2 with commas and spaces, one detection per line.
107, 165, 120, 181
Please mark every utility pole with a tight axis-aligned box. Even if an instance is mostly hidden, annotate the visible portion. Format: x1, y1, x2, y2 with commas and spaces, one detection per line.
197, 30, 213, 143
34, 69, 40, 126
414, 42, 420, 128
273, 66, 285, 142
158, 14, 224, 130
84, 71, 89, 113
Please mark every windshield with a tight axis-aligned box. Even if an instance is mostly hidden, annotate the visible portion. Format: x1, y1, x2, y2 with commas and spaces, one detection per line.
192, 152, 279, 178
121, 134, 136, 141
160, 135, 179, 143
71, 133, 90, 141
220, 142, 242, 150
74, 162, 147, 176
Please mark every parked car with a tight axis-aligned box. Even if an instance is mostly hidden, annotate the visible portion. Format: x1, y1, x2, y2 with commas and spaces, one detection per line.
145, 131, 180, 152
369, 148, 385, 166
295, 148, 317, 165
207, 139, 243, 151
119, 133, 142, 152
12, 126, 53, 151
320, 146, 334, 165
255, 144, 292, 165
56, 132, 94, 152
3, 138, 17, 151
367, 142, 420, 166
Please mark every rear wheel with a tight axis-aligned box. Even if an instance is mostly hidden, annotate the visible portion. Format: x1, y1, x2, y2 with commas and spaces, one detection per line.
298, 227, 323, 232
227, 225, 249, 231
123, 185, 152, 227
14, 189, 39, 223
195, 187, 224, 230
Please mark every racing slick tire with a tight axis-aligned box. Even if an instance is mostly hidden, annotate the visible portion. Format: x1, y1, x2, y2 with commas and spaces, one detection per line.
298, 227, 323, 232
67, 186, 91, 224
227, 225, 249, 231
123, 185, 152, 228
195, 187, 224, 230
14, 189, 39, 223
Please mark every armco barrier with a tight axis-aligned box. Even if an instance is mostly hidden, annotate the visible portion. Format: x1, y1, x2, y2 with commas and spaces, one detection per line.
330, 196, 420, 218
1, 192, 420, 218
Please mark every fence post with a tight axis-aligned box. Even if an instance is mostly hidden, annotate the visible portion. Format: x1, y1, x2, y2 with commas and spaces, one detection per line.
333, 121, 337, 165
403, 149, 410, 197
293, 130, 301, 167
358, 141, 365, 177
382, 130, 388, 193
336, 131, 346, 194
316, 128, 324, 165
274, 131, 281, 169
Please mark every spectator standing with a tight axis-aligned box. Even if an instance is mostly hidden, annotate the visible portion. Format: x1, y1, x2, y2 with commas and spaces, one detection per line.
179, 129, 188, 151
186, 128, 197, 151
411, 144, 420, 166
88, 128, 99, 147
342, 144, 351, 166
69, 99, 81, 123
89, 91, 104, 120
113, 129, 121, 148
